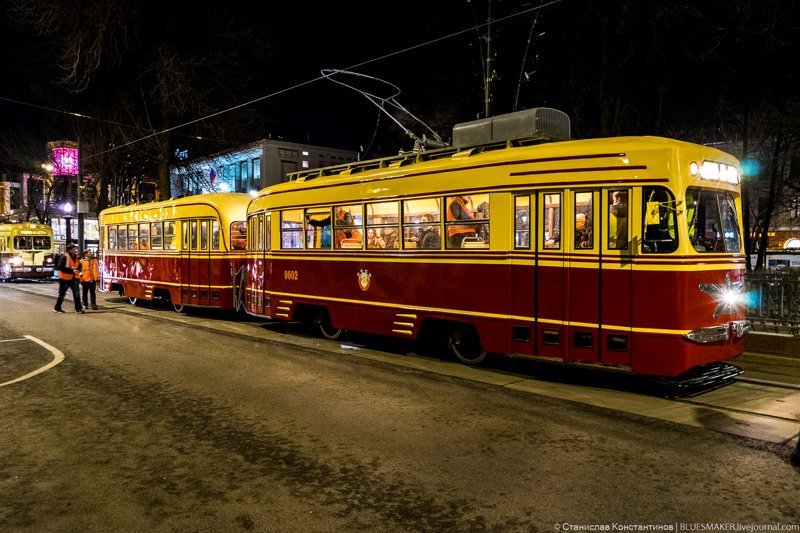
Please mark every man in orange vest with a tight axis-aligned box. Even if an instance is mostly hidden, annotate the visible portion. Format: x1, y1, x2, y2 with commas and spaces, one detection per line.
79, 248, 100, 310
54, 243, 84, 313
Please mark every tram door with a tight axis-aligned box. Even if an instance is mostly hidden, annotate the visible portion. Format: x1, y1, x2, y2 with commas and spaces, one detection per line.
536, 191, 565, 359
599, 188, 632, 367
184, 219, 212, 306
566, 190, 601, 364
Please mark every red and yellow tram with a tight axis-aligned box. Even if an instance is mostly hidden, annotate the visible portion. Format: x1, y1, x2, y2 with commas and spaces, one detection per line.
244, 109, 749, 378
98, 193, 250, 311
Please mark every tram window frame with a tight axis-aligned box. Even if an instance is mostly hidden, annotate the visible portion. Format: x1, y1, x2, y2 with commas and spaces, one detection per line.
150, 222, 163, 249
403, 198, 442, 250
164, 221, 176, 250
108, 227, 117, 250
281, 210, 304, 249
574, 191, 594, 250
445, 193, 490, 249
127, 224, 138, 250
200, 220, 209, 251
542, 193, 562, 249
118, 227, 127, 250
230, 221, 246, 250
138, 223, 150, 250
264, 215, 271, 250
607, 189, 629, 250
514, 196, 531, 250
190, 220, 198, 250
13, 236, 32, 250
305, 207, 332, 250
333, 204, 363, 250
211, 220, 220, 250
642, 186, 679, 254
365, 201, 400, 250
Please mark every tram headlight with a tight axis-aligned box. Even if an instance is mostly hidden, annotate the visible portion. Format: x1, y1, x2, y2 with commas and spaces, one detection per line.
9, 256, 23, 266
692, 160, 739, 185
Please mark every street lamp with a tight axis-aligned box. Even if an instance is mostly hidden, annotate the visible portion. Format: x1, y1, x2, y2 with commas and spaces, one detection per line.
62, 202, 73, 246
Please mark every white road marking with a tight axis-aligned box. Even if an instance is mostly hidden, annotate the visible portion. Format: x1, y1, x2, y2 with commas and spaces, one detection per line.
0, 335, 65, 388
0, 338, 28, 343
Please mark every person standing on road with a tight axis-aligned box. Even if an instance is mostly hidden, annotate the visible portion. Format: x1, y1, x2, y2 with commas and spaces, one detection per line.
79, 249, 100, 310
54, 244, 83, 314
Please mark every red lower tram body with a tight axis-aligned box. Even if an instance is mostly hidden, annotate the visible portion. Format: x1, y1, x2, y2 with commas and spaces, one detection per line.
101, 253, 245, 310
246, 252, 747, 377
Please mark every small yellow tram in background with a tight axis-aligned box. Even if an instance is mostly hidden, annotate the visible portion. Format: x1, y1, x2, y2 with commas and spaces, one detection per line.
0, 222, 56, 281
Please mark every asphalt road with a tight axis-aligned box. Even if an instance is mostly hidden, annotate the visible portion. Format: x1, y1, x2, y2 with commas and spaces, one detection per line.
1, 283, 799, 531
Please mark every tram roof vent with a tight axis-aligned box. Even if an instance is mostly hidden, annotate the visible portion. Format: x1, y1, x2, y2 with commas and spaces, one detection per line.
452, 107, 571, 149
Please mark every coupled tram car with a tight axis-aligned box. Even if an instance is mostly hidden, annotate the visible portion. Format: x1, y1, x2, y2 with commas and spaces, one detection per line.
0, 222, 56, 281
244, 108, 751, 381
98, 193, 250, 312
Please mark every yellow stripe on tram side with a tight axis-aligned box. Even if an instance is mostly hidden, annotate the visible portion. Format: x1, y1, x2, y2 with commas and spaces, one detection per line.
109, 277, 234, 290
266, 290, 690, 336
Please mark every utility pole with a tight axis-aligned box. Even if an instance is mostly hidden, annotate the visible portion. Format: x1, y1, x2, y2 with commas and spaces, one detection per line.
484, 0, 493, 118
77, 137, 85, 254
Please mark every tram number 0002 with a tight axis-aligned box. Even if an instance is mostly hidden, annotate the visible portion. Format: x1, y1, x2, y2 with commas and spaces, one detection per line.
284, 270, 299, 281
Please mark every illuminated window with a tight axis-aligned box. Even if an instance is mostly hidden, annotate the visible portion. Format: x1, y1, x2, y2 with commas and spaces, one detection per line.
515, 196, 530, 249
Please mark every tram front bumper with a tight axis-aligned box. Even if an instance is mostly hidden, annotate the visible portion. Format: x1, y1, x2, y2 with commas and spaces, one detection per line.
684, 320, 752, 344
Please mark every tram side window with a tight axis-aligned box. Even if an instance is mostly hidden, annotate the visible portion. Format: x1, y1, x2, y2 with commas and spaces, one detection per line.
118, 227, 127, 250
642, 186, 678, 253
608, 190, 629, 250
366, 201, 399, 249
334, 204, 363, 249
212, 220, 220, 250
686, 188, 741, 253
264, 215, 271, 250
128, 225, 138, 249
281, 210, 303, 249
109, 227, 117, 250
190, 221, 198, 250
164, 221, 176, 250
574, 192, 593, 249
543, 193, 561, 249
445, 193, 490, 249
403, 198, 441, 249
305, 207, 332, 249
515, 196, 530, 249
150, 222, 163, 249
230, 221, 246, 250
138, 224, 150, 250
200, 220, 209, 250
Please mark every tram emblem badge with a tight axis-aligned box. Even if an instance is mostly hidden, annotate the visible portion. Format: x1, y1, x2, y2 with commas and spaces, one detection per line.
357, 269, 372, 292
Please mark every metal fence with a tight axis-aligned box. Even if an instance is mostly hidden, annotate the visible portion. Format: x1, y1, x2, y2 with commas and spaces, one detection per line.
745, 273, 800, 334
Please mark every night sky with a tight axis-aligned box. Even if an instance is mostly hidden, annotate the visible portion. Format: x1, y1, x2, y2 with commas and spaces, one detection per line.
1, 1, 797, 168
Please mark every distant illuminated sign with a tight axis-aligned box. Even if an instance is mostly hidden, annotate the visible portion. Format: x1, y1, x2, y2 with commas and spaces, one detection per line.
785, 238, 800, 250
51, 147, 79, 176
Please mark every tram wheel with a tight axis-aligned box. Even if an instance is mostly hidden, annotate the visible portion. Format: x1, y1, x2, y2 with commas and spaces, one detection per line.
448, 327, 487, 365
128, 297, 138, 305
318, 319, 343, 340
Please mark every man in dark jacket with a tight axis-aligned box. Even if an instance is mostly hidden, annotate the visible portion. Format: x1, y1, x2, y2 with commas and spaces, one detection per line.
54, 244, 83, 313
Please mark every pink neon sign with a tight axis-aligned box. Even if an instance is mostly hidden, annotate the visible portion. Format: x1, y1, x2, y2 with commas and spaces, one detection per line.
52, 147, 79, 176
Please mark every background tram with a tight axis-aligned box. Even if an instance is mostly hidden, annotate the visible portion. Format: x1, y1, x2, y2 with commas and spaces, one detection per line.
98, 193, 250, 311
243, 108, 750, 379
0, 222, 56, 281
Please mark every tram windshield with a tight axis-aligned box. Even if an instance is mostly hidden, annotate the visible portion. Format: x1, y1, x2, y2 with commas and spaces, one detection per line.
686, 188, 741, 253
13, 236, 52, 250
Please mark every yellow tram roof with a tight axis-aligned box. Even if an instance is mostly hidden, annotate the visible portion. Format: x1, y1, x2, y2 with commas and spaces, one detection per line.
100, 192, 251, 226
0, 222, 53, 235
248, 136, 740, 212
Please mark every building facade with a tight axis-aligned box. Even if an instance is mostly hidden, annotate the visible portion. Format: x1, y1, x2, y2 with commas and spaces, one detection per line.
169, 139, 359, 198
